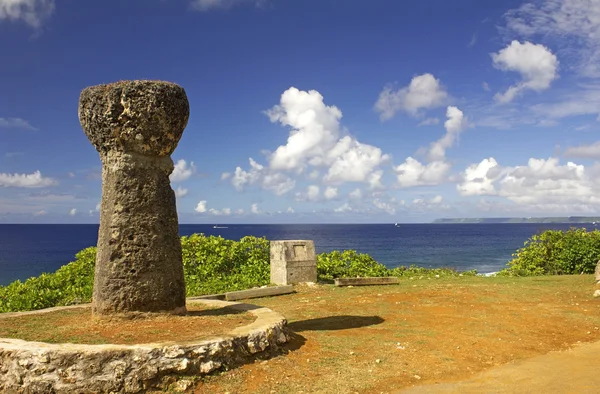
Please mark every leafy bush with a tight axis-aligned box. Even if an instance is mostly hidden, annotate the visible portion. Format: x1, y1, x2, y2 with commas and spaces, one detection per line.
317, 250, 390, 280
499, 228, 600, 276
181, 234, 270, 295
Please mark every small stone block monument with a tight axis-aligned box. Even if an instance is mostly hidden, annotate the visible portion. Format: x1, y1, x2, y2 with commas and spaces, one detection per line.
79, 80, 189, 316
270, 240, 317, 285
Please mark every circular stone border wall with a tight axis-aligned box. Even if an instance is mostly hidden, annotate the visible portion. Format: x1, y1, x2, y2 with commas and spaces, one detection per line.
0, 299, 289, 393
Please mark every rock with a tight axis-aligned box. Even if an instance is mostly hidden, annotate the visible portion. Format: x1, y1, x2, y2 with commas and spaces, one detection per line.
593, 290, 600, 298
78, 80, 189, 316
596, 260, 600, 283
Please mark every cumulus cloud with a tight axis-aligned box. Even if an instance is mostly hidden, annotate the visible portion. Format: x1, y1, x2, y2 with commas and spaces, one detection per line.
324, 186, 338, 200
395, 158, 452, 187
458, 156, 600, 210
69, 208, 76, 216
231, 87, 390, 195
374, 73, 449, 120
0, 0, 54, 29
395, 106, 467, 187
504, 0, 600, 78
174, 186, 189, 198
457, 158, 501, 196
492, 40, 559, 103
0, 170, 57, 188
251, 203, 261, 214
0, 117, 37, 130
194, 200, 207, 213
428, 106, 467, 162
170, 159, 196, 183
190, 0, 264, 11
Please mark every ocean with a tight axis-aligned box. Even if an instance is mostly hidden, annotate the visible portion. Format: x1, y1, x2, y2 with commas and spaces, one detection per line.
0, 223, 590, 286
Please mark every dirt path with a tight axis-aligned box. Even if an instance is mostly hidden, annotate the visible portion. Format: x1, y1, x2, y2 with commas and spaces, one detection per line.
399, 340, 600, 394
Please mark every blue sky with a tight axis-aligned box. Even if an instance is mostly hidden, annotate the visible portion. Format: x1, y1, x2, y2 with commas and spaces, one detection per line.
1, 0, 599, 223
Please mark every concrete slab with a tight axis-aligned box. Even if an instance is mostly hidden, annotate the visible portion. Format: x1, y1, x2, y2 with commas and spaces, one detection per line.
225, 285, 295, 301
334, 277, 399, 286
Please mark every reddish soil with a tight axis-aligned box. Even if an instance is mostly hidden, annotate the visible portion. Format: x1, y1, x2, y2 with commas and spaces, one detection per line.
193, 275, 600, 393
0, 301, 255, 345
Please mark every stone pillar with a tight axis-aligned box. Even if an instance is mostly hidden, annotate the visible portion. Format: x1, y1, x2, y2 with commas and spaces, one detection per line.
270, 240, 317, 285
78, 80, 189, 316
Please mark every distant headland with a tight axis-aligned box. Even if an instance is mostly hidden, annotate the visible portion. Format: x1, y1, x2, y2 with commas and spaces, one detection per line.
432, 217, 600, 224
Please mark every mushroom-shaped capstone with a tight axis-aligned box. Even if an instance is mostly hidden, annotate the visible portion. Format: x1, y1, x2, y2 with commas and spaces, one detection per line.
79, 80, 189, 157
79, 80, 189, 316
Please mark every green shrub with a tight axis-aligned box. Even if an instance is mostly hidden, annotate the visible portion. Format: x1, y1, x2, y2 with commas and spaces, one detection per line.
317, 250, 390, 280
181, 234, 270, 295
499, 228, 600, 276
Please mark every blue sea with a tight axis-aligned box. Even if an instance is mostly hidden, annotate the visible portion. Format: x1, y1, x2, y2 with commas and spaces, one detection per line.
0, 223, 591, 286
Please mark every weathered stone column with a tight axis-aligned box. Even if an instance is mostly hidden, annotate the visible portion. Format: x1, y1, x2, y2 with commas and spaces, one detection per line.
79, 80, 189, 316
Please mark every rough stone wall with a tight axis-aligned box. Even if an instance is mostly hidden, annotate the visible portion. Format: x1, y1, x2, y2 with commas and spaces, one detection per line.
0, 302, 289, 393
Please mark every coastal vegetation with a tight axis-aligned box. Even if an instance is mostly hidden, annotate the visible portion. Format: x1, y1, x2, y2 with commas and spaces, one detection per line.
1, 227, 599, 313
499, 228, 600, 276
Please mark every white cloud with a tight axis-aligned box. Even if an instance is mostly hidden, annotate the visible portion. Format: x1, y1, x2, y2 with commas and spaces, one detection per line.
174, 186, 189, 198
334, 203, 353, 213
221, 172, 231, 180
69, 208, 76, 216
190, 0, 263, 12
458, 156, 600, 209
95, 202, 101, 212
373, 199, 396, 215
170, 159, 196, 183
428, 106, 467, 162
33, 209, 46, 216
232, 87, 390, 194
195, 200, 207, 213
0, 170, 56, 188
324, 186, 338, 200
0, 0, 54, 29
251, 203, 261, 214
418, 117, 440, 126
564, 141, 600, 159
286, 206, 295, 213
492, 40, 559, 103
262, 172, 296, 196
504, 0, 600, 77
395, 158, 451, 187
232, 158, 264, 191
323, 137, 390, 186
209, 207, 231, 216
374, 73, 449, 120
395, 106, 467, 187
0, 117, 37, 130
482, 82, 491, 92
457, 158, 501, 196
